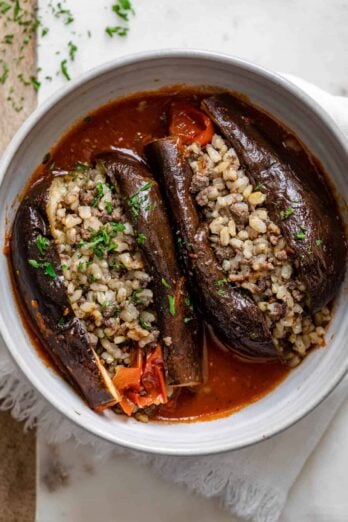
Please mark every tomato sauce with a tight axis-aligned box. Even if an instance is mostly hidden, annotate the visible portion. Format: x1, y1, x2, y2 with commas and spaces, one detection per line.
12, 86, 290, 422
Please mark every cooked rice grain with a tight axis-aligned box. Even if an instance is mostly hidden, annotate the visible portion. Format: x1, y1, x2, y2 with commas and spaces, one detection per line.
49, 165, 159, 377
187, 135, 331, 365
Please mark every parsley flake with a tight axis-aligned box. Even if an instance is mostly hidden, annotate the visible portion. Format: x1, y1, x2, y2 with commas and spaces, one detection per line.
280, 207, 294, 220
36, 234, 50, 256
68, 41, 77, 61
105, 26, 129, 37
112, 0, 135, 21
294, 228, 306, 240
136, 233, 146, 245
139, 317, 152, 331
0, 63, 9, 85
105, 201, 113, 214
60, 59, 71, 81
92, 182, 104, 207
168, 295, 176, 316
28, 260, 58, 279
161, 278, 171, 289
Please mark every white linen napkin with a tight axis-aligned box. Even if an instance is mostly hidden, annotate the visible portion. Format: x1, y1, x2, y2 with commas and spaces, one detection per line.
0, 76, 348, 522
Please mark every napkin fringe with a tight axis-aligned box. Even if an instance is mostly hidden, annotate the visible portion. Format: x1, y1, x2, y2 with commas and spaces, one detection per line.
0, 355, 285, 521
138, 454, 286, 522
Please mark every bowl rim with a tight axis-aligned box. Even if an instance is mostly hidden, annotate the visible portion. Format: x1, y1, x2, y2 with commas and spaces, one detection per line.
1, 48, 348, 455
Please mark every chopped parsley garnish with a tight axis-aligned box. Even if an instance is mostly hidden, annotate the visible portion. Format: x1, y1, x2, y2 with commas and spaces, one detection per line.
28, 260, 58, 279
0, 2, 11, 15
74, 161, 89, 172
105, 201, 113, 214
4, 34, 14, 45
58, 317, 66, 326
168, 295, 176, 316
30, 76, 41, 91
136, 233, 146, 245
60, 59, 71, 81
28, 259, 40, 269
61, 264, 68, 270
128, 182, 153, 219
184, 317, 192, 324
139, 181, 153, 192
78, 223, 124, 258
35, 234, 50, 256
294, 228, 306, 240
217, 289, 227, 297
105, 26, 129, 37
101, 301, 110, 309
43, 263, 58, 279
216, 278, 228, 288
280, 207, 294, 220
53, 2, 74, 25
68, 41, 77, 61
0, 63, 9, 85
316, 239, 323, 246
84, 116, 92, 123
184, 296, 193, 310
110, 222, 125, 233
131, 288, 143, 304
77, 262, 87, 272
254, 183, 264, 191
112, 0, 134, 21
139, 317, 152, 331
13, 0, 21, 20
161, 278, 171, 289
249, 332, 258, 340
92, 182, 105, 207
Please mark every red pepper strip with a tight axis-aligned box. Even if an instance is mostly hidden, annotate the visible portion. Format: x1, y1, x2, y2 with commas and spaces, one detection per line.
118, 396, 136, 417
169, 103, 214, 146
113, 345, 168, 415
113, 367, 142, 393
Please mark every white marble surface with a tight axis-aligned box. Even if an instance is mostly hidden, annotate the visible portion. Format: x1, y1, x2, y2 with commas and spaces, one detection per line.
36, 1, 348, 521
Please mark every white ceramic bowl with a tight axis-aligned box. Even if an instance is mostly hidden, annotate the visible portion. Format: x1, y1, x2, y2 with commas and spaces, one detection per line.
1, 50, 348, 455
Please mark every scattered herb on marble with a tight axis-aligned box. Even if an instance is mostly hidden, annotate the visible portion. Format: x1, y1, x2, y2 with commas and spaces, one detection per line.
1, 1, 136, 111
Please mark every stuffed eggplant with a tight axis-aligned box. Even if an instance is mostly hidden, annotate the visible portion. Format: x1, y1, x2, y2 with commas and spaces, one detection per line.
11, 178, 120, 411
10, 86, 344, 422
95, 150, 202, 387
11, 154, 202, 417
146, 95, 340, 366
202, 93, 346, 312
146, 138, 278, 361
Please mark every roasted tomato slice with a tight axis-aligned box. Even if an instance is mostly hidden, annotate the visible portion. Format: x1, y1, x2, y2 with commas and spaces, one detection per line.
169, 103, 214, 146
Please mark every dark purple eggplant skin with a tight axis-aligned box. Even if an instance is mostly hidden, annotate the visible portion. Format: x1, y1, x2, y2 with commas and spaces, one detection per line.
202, 93, 347, 312
96, 150, 203, 387
10, 178, 118, 411
146, 138, 278, 361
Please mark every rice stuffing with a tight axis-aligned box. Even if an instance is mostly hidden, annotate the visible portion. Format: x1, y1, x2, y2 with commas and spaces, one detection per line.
187, 134, 331, 366
49, 164, 159, 377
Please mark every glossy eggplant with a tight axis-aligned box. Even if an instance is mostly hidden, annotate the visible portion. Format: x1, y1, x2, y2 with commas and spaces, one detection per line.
11, 178, 120, 411
146, 138, 278, 361
96, 150, 203, 386
202, 93, 346, 311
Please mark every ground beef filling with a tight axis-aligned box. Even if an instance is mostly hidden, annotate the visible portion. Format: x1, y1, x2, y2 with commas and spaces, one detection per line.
50, 165, 159, 377
187, 135, 331, 367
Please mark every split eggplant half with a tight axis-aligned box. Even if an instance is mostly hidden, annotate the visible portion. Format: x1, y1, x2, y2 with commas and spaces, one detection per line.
11, 178, 120, 411
96, 150, 203, 386
146, 138, 278, 361
202, 93, 346, 311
